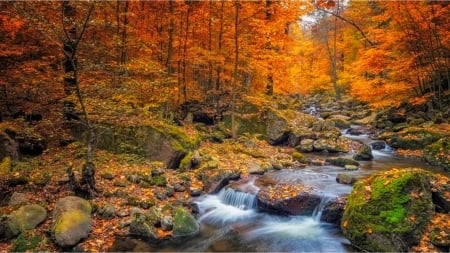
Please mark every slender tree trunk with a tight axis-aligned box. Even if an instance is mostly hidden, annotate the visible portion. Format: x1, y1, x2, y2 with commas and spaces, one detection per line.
231, 1, 240, 139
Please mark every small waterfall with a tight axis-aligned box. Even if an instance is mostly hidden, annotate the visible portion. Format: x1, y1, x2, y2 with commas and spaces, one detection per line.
218, 187, 257, 210
312, 195, 333, 222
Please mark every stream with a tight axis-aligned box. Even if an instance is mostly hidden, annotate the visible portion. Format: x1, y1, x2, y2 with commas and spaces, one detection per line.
127, 129, 446, 252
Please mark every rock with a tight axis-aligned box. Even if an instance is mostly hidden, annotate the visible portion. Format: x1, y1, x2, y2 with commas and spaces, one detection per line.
336, 173, 357, 185
326, 157, 359, 167
297, 139, 314, 153
341, 168, 435, 252
321, 196, 346, 225
0, 132, 19, 162
429, 226, 450, 247
53, 209, 92, 247
423, 137, 450, 171
72, 123, 200, 169
8, 192, 28, 206
129, 211, 157, 239
52, 196, 92, 247
353, 143, 373, 161
248, 161, 266, 175
200, 169, 241, 194
172, 207, 199, 237
257, 184, 321, 215
430, 173, 450, 213
370, 141, 387, 150
313, 137, 351, 153
161, 215, 173, 231
8, 204, 47, 236
292, 151, 308, 164
384, 127, 443, 150
344, 165, 358, 171
15, 135, 46, 157
97, 203, 116, 219
189, 187, 202, 197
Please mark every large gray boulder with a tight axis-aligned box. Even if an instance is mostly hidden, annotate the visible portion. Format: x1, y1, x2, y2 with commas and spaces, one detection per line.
172, 207, 199, 237
52, 196, 92, 247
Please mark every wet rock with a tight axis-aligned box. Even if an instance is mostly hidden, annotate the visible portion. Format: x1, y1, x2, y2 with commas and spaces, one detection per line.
321, 196, 346, 225
382, 127, 443, 150
353, 143, 373, 161
336, 173, 357, 185
344, 165, 358, 171
313, 137, 351, 153
52, 196, 92, 247
201, 169, 241, 194
370, 141, 387, 150
257, 184, 321, 215
341, 168, 435, 252
8, 204, 47, 236
326, 157, 359, 167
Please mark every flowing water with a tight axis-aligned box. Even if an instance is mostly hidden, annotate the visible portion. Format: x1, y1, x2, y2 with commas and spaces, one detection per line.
122, 127, 447, 252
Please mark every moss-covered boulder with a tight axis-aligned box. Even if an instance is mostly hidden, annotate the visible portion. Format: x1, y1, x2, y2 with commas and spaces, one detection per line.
313, 137, 351, 153
423, 137, 450, 171
383, 127, 444, 150
129, 209, 158, 239
72, 123, 200, 169
7, 204, 47, 236
172, 207, 199, 237
52, 196, 92, 247
341, 168, 435, 252
326, 157, 359, 167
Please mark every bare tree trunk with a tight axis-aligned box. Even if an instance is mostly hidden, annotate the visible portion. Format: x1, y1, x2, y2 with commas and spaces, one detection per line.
231, 1, 240, 139
62, 1, 97, 199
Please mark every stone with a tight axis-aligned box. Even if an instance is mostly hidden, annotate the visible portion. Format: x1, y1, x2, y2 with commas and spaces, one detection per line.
353, 143, 373, 161
129, 211, 157, 239
429, 226, 450, 247
341, 168, 435, 252
326, 157, 359, 167
8, 204, 47, 236
52, 196, 92, 247
336, 173, 357, 185
8, 192, 28, 206
97, 203, 116, 219
161, 215, 173, 231
297, 139, 314, 153
321, 196, 346, 225
172, 207, 199, 237
257, 184, 321, 215
53, 209, 92, 247
344, 165, 358, 171
423, 137, 450, 171
370, 141, 387, 150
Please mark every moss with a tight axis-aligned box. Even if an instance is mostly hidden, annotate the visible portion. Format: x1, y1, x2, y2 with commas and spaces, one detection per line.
32, 172, 51, 187
12, 232, 41, 252
423, 137, 450, 171
292, 151, 308, 163
342, 168, 434, 252
172, 207, 199, 237
179, 151, 193, 171
0, 156, 11, 176
148, 175, 167, 187
53, 209, 90, 235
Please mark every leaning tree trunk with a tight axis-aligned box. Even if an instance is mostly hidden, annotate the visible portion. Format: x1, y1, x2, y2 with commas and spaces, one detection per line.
62, 1, 97, 199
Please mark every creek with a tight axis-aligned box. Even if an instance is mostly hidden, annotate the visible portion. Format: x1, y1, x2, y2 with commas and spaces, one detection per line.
127, 128, 445, 252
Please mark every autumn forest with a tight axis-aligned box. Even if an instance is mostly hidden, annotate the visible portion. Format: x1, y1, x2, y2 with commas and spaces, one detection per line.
0, 1, 449, 252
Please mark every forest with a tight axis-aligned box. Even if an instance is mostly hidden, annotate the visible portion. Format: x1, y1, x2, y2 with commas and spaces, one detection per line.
0, 1, 449, 252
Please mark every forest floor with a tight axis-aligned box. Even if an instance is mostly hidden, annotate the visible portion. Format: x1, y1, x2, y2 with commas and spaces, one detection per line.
1, 94, 449, 252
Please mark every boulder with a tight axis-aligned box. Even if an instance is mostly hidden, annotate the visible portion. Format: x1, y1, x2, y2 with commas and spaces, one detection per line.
129, 210, 158, 239
423, 137, 450, 171
7, 204, 47, 236
257, 184, 321, 215
200, 168, 241, 194
429, 226, 450, 247
296, 139, 314, 153
383, 127, 443, 150
321, 196, 346, 225
72, 123, 200, 169
172, 207, 199, 237
326, 157, 359, 167
353, 143, 373, 161
8, 192, 28, 206
0, 131, 19, 161
313, 137, 351, 153
52, 196, 92, 247
336, 173, 357, 185
370, 140, 388, 150
341, 168, 435, 252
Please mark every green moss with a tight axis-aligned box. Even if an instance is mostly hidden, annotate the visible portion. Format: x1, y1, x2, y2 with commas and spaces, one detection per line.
53, 209, 90, 235
0, 156, 11, 176
149, 175, 167, 187
179, 151, 193, 171
12, 232, 41, 252
423, 137, 450, 171
172, 207, 199, 237
292, 151, 308, 163
342, 168, 434, 252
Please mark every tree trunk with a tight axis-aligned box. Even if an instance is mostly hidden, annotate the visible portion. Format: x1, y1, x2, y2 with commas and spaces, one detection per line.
231, 1, 240, 139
